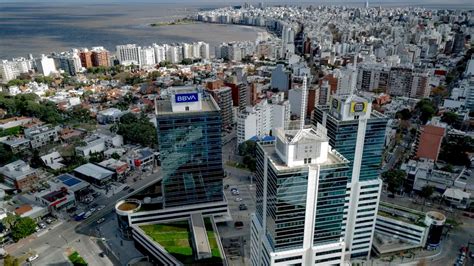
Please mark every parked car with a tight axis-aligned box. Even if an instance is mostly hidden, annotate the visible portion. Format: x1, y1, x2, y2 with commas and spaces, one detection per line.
234, 221, 244, 228
84, 211, 92, 219
45, 218, 53, 224
128, 188, 135, 193
27, 254, 39, 262
90, 208, 96, 213
239, 204, 248, 211
224, 184, 230, 189
96, 218, 106, 224
97, 205, 105, 211
38, 222, 46, 229
234, 197, 243, 202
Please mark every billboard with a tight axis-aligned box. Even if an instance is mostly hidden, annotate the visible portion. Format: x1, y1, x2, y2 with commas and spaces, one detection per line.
350, 101, 367, 113
175, 93, 199, 103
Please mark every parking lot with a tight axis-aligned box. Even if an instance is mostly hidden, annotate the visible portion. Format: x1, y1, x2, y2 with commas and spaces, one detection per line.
217, 166, 256, 266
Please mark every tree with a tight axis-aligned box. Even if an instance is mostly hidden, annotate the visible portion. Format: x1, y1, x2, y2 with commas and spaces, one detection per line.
382, 170, 406, 194
439, 136, 473, 167
238, 140, 257, 157
11, 217, 37, 241
111, 152, 121, 160
415, 99, 436, 124
441, 111, 458, 126
181, 58, 193, 65
396, 109, 412, 120
238, 140, 257, 171
3, 254, 20, 266
2, 213, 19, 230
0, 145, 17, 165
419, 185, 435, 202
440, 164, 454, 172
115, 113, 157, 148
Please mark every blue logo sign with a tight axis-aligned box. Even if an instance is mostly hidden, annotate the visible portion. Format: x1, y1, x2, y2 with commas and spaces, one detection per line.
175, 93, 198, 103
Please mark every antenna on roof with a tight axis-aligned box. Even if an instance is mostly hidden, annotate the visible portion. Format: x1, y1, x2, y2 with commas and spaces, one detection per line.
300, 75, 307, 130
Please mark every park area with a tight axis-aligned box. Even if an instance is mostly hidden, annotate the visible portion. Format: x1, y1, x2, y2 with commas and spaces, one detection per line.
140, 219, 222, 265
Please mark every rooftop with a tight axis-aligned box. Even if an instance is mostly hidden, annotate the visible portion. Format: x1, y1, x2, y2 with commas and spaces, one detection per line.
139, 218, 222, 265
0, 160, 36, 180
74, 163, 114, 180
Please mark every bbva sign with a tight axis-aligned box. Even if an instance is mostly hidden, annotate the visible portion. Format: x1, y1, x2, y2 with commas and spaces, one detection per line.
175, 93, 199, 103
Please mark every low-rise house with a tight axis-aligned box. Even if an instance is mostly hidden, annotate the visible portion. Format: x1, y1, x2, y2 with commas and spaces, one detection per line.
127, 147, 156, 169
41, 151, 65, 170
0, 137, 30, 153
443, 188, 471, 209
98, 159, 129, 180
36, 187, 76, 214
24, 124, 60, 149
73, 163, 114, 187
75, 137, 105, 158
0, 160, 38, 190
97, 108, 124, 124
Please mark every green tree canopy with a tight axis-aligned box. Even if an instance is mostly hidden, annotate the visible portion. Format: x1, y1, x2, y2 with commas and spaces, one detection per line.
439, 136, 473, 167
415, 98, 437, 124
441, 111, 458, 125
382, 169, 406, 194
396, 108, 412, 120
115, 112, 157, 148
11, 217, 36, 241
419, 185, 435, 200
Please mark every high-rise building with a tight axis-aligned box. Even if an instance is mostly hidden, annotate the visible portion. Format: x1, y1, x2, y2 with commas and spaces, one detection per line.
206, 86, 233, 129
91, 47, 110, 67
312, 94, 388, 259
140, 47, 156, 66
155, 87, 224, 208
250, 126, 350, 265
116, 44, 141, 66
35, 55, 57, 76
79, 49, 93, 68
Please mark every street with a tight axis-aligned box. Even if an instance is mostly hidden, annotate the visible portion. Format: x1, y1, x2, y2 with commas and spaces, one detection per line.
7, 169, 160, 266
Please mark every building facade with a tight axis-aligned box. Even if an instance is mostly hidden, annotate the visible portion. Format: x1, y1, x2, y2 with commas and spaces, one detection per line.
250, 127, 349, 266
155, 87, 224, 208
312, 94, 388, 259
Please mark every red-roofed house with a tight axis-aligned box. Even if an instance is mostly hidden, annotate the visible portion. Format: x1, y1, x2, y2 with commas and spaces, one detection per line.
415, 124, 446, 161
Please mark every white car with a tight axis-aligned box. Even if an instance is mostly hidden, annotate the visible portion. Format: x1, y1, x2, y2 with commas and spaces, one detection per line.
96, 218, 106, 224
84, 211, 92, 218
234, 197, 243, 202
27, 254, 39, 262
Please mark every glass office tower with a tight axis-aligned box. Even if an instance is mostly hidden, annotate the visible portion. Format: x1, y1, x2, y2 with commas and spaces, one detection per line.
312, 94, 388, 259
250, 127, 350, 266
156, 87, 224, 208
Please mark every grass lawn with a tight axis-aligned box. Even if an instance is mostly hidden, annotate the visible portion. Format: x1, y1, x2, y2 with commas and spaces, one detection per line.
68, 251, 87, 266
204, 218, 221, 258
140, 222, 194, 261
141, 219, 223, 265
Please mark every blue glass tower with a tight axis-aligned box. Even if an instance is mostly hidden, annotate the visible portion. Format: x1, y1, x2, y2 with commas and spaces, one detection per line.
156, 87, 224, 208
312, 94, 388, 259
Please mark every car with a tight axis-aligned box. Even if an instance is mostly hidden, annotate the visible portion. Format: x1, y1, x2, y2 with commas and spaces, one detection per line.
230, 187, 238, 192
234, 197, 243, 202
99, 252, 105, 258
224, 184, 230, 189
27, 254, 39, 262
38, 222, 46, 229
128, 188, 135, 193
234, 221, 244, 228
122, 186, 130, 191
84, 211, 92, 219
239, 204, 248, 210
45, 218, 53, 224
96, 218, 106, 224
90, 208, 96, 213
97, 205, 105, 211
